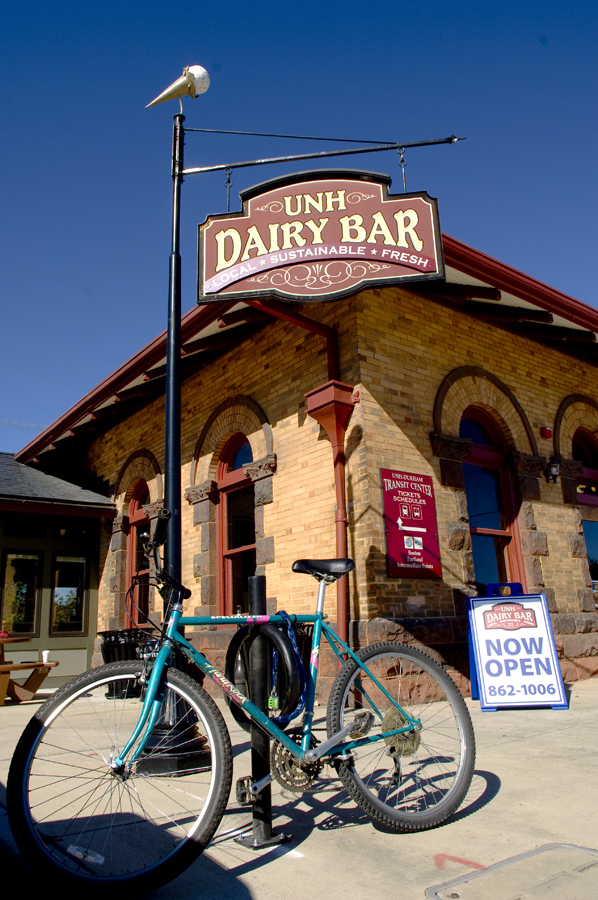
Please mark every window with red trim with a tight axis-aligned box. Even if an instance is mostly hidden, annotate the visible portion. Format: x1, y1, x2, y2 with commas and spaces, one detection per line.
126, 481, 151, 627
573, 428, 598, 507
216, 435, 256, 615
460, 408, 524, 591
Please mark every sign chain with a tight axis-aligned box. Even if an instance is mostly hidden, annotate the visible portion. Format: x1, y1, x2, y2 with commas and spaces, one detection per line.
397, 148, 407, 193
225, 167, 233, 212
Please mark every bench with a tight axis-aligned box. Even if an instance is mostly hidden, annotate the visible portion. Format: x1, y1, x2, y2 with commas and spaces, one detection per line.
0, 660, 60, 705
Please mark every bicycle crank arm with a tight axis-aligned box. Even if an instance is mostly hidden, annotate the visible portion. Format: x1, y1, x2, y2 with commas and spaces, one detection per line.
250, 773, 273, 795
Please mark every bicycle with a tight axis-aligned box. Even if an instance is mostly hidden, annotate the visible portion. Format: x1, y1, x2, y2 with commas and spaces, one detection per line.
7, 509, 475, 896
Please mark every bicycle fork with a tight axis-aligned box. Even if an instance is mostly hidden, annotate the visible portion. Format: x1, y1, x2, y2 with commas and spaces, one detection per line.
109, 605, 184, 775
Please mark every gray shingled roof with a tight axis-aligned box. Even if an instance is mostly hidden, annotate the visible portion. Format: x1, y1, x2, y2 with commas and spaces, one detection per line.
0, 452, 114, 508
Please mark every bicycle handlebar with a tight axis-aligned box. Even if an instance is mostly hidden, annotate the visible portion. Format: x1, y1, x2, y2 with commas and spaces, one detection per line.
150, 508, 171, 548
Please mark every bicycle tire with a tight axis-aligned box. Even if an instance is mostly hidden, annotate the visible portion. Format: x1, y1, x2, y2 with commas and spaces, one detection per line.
327, 642, 475, 832
7, 661, 232, 896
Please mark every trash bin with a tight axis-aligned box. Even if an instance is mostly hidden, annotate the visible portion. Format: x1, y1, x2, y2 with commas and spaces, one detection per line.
98, 628, 157, 664
97, 629, 204, 695
97, 629, 157, 698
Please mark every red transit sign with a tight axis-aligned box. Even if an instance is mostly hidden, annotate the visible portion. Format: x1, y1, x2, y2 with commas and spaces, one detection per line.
198, 170, 444, 302
381, 468, 441, 579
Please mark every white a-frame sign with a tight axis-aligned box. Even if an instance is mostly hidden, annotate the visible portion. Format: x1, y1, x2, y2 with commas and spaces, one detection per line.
468, 591, 568, 711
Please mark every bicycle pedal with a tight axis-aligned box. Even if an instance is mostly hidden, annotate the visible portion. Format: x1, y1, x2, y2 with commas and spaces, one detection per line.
235, 777, 255, 806
349, 711, 375, 738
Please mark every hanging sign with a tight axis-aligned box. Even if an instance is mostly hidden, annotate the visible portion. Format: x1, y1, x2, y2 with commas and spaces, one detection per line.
381, 468, 441, 579
468, 593, 568, 711
198, 170, 444, 302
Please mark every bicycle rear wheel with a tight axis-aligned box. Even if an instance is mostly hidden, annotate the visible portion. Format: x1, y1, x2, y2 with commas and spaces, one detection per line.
8, 661, 232, 896
327, 642, 475, 831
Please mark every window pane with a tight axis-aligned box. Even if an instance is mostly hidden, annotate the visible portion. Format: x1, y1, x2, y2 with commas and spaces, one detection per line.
229, 549, 256, 614
1, 553, 40, 634
227, 485, 256, 549
228, 441, 253, 472
460, 418, 491, 445
463, 464, 503, 529
51, 556, 86, 634
573, 432, 598, 468
471, 534, 507, 589
135, 527, 150, 573
582, 521, 598, 583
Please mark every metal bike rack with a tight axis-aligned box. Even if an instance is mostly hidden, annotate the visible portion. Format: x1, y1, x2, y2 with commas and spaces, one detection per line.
235, 575, 291, 849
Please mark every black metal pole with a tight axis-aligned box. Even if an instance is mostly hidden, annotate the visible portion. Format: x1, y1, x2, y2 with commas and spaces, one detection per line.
164, 113, 184, 584
236, 575, 289, 849
248, 576, 272, 843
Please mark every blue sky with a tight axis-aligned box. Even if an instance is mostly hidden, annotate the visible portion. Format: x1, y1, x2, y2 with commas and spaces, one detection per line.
1, 0, 596, 453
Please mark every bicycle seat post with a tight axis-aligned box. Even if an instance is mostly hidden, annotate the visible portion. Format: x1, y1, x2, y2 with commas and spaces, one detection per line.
316, 577, 329, 615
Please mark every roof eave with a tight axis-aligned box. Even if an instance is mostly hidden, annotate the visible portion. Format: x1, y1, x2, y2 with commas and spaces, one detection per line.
0, 498, 115, 517
15, 300, 233, 464
15, 234, 598, 464
442, 234, 598, 333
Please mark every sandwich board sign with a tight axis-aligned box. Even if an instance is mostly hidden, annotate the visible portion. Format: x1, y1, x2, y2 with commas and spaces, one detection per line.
468, 587, 568, 711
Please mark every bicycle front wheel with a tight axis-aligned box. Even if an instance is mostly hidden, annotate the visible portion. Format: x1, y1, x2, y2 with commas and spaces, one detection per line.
8, 661, 232, 896
327, 642, 475, 831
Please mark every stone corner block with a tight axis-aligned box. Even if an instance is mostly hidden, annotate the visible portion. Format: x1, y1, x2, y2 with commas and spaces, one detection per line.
578, 588, 596, 613
439, 458, 465, 490
569, 534, 587, 559
447, 522, 470, 552
256, 536, 275, 566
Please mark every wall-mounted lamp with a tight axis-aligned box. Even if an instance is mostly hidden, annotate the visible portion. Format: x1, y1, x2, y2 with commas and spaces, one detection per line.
544, 455, 560, 484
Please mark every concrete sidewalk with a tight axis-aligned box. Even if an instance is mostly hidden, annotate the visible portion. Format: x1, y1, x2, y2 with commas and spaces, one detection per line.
1, 678, 597, 899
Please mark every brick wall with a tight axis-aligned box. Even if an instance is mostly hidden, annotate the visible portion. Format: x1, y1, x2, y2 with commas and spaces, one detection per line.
85, 284, 598, 685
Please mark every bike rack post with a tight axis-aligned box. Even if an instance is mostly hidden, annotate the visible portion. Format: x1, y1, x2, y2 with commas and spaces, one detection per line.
235, 575, 290, 849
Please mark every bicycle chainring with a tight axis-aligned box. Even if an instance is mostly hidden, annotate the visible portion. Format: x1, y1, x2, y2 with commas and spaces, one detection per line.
270, 730, 322, 793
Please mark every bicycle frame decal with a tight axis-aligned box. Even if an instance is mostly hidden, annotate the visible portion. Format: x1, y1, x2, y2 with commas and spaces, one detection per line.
202, 659, 251, 706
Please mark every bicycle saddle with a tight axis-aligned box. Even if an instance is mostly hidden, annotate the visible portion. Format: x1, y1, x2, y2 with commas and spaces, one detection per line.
292, 558, 355, 579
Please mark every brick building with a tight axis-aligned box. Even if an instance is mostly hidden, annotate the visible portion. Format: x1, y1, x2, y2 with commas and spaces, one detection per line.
12, 177, 598, 693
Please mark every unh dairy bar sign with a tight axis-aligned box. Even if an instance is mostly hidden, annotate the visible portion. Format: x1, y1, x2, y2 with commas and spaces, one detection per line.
381, 469, 441, 578
198, 171, 444, 302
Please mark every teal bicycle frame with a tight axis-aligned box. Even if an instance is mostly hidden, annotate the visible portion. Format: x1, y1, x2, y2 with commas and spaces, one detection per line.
111, 577, 422, 772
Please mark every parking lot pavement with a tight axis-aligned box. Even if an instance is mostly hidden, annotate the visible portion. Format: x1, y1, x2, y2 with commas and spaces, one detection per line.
1, 677, 597, 899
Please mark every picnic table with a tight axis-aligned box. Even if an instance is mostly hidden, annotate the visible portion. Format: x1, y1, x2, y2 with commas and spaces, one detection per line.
0, 636, 59, 705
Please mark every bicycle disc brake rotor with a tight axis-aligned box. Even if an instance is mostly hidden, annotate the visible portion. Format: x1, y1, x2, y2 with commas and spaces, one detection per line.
382, 706, 421, 758
270, 731, 321, 792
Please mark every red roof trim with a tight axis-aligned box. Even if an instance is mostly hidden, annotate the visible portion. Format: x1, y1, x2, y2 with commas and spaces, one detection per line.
442, 234, 598, 332
15, 301, 234, 463
16, 235, 598, 464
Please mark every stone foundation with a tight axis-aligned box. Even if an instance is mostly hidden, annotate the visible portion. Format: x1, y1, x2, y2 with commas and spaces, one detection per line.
92, 611, 598, 702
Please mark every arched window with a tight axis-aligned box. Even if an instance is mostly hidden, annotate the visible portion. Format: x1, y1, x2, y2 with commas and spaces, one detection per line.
126, 481, 151, 627
460, 408, 523, 591
572, 428, 598, 506
216, 435, 256, 615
